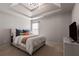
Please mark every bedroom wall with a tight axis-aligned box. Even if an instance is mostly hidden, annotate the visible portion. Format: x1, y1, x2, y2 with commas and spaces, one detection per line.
37, 12, 72, 44
0, 12, 30, 29
0, 11, 31, 45
72, 4, 79, 24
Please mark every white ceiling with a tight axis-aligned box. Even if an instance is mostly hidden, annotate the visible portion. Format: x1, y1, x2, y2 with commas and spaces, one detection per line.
0, 3, 74, 19
10, 3, 61, 17
32, 3, 61, 17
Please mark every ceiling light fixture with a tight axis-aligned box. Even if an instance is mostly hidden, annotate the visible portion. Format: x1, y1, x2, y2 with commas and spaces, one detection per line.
10, 3, 43, 11
22, 3, 43, 11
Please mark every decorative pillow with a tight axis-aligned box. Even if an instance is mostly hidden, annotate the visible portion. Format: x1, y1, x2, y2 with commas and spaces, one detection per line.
20, 33, 24, 35
23, 30, 30, 35
23, 32, 29, 35
16, 29, 30, 36
23, 30, 29, 32
16, 29, 23, 36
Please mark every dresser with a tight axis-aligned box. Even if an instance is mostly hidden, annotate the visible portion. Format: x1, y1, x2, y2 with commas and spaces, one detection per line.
63, 37, 79, 56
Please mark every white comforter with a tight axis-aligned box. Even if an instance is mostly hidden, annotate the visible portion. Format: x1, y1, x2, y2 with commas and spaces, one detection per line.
13, 35, 46, 54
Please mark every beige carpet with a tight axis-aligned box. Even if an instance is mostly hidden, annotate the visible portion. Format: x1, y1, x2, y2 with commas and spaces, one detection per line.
0, 41, 63, 56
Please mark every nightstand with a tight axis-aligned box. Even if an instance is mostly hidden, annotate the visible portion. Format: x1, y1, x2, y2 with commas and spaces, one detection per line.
11, 36, 13, 43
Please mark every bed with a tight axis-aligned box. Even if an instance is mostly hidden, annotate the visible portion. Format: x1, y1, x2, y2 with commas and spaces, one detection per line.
11, 29, 46, 55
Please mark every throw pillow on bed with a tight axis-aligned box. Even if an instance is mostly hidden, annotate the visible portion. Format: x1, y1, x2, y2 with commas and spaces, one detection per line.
16, 29, 23, 36
16, 29, 30, 36
20, 32, 29, 35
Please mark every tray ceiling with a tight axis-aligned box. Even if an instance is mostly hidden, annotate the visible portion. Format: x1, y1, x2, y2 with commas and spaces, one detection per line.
0, 3, 74, 19
10, 3, 61, 18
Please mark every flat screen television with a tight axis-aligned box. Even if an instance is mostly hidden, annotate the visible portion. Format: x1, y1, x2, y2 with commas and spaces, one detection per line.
69, 22, 77, 42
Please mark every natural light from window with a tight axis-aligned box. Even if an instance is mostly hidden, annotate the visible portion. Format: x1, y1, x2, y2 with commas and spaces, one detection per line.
32, 22, 39, 35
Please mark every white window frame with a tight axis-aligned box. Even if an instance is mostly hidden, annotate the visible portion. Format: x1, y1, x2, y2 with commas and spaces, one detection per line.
31, 20, 40, 35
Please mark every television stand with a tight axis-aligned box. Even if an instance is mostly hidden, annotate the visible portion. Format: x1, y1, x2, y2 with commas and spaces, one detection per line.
63, 37, 79, 56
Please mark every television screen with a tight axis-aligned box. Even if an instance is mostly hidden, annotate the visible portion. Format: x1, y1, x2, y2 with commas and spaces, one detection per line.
69, 22, 77, 41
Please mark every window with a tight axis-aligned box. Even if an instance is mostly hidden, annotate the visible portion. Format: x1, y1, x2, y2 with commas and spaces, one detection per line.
31, 21, 39, 35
